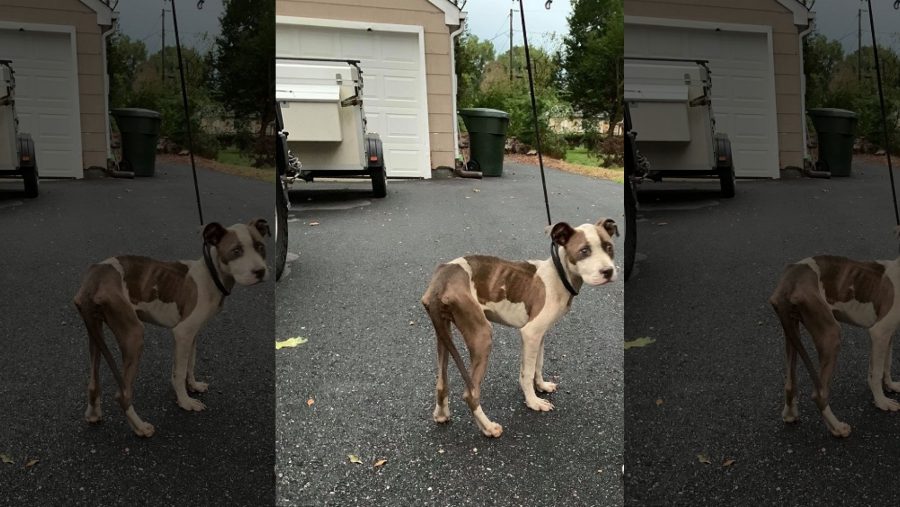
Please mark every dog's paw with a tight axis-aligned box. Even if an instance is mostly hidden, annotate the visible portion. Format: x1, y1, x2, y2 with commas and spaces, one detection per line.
433, 404, 451, 423
187, 380, 209, 393
84, 405, 103, 424
781, 402, 799, 423
132, 421, 156, 438
177, 397, 207, 412
535, 381, 558, 393
874, 397, 900, 412
829, 422, 852, 438
526, 398, 555, 412
480, 422, 503, 438
884, 381, 900, 393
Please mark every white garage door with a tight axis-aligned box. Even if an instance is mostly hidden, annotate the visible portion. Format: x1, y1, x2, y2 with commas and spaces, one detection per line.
0, 28, 82, 178
276, 23, 428, 178
626, 23, 779, 178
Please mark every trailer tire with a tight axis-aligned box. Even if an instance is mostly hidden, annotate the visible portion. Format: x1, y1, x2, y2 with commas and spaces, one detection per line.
715, 133, 735, 198
19, 134, 38, 198
275, 177, 289, 281
22, 166, 38, 198
371, 165, 387, 198
624, 177, 637, 282
718, 164, 735, 198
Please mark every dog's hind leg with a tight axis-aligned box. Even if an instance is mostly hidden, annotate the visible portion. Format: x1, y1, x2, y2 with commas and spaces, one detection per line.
103, 297, 155, 438
452, 300, 502, 438
74, 300, 105, 424
800, 299, 851, 438
772, 305, 800, 423
868, 326, 900, 411
427, 312, 452, 423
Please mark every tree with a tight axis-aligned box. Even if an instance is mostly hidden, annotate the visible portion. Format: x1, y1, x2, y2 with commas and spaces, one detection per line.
562, 0, 623, 138
803, 32, 843, 109
454, 31, 495, 108
210, 0, 275, 165
106, 32, 148, 108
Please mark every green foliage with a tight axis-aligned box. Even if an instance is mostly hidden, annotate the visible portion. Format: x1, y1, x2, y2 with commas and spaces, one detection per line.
562, 0, 623, 136
106, 32, 147, 109
803, 32, 843, 109
210, 0, 275, 165
455, 31, 496, 109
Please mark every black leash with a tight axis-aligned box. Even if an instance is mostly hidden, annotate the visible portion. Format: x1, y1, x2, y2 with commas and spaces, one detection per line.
867, 0, 899, 227
518, 0, 552, 227
202, 242, 230, 296
169, 0, 205, 226
519, 0, 576, 294
551, 242, 578, 296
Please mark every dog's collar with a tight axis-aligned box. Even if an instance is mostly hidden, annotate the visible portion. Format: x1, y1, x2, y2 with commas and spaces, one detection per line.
203, 242, 231, 297
551, 242, 579, 297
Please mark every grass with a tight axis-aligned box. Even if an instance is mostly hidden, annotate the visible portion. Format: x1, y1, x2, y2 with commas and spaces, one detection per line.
216, 147, 259, 167
565, 146, 603, 167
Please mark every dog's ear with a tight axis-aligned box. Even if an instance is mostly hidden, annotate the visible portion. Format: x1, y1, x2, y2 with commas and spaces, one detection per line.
549, 222, 576, 246
249, 218, 271, 237
597, 218, 619, 238
202, 222, 228, 246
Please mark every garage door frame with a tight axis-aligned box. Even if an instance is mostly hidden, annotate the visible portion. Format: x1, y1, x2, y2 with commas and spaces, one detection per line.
276, 15, 432, 179
625, 15, 780, 179
0, 20, 83, 179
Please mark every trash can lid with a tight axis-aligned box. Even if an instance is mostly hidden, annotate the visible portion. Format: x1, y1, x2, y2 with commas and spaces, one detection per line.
807, 108, 858, 119
111, 108, 162, 119
458, 108, 510, 119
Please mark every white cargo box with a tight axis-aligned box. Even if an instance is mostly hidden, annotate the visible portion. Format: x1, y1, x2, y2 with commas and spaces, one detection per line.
624, 83, 690, 142
275, 83, 342, 142
0, 64, 17, 171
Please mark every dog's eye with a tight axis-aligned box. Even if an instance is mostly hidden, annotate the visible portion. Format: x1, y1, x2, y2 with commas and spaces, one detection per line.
232, 246, 243, 256
580, 247, 591, 257
254, 242, 264, 253
605, 244, 613, 254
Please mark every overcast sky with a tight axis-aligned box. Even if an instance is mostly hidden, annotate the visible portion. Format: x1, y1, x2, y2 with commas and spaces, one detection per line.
115, 0, 569, 56
115, 0, 224, 53
811, 0, 900, 53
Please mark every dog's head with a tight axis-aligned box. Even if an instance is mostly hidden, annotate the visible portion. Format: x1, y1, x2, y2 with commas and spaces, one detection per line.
547, 219, 618, 286
203, 219, 270, 286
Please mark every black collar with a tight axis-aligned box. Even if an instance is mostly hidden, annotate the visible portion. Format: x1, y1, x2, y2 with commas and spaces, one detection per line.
203, 242, 231, 297
551, 242, 578, 296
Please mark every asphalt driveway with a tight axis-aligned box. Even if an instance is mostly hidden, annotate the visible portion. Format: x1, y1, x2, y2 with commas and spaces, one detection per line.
276, 164, 624, 506
625, 162, 900, 505
0, 164, 274, 504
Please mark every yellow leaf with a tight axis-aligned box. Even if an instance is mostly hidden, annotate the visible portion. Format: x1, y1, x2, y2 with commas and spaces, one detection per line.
24, 458, 38, 468
307, 398, 315, 407
373, 459, 387, 468
624, 337, 656, 350
1, 454, 12, 465
723, 459, 735, 467
309, 221, 320, 226
348, 454, 362, 464
697, 454, 711, 465
276, 337, 308, 350
655, 398, 663, 406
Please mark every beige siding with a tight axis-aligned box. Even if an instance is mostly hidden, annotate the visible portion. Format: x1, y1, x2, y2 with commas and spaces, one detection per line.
277, 0, 458, 171
2, 0, 109, 172
626, 0, 806, 170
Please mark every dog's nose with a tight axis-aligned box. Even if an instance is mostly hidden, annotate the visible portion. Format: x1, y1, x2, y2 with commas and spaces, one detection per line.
253, 268, 266, 280
601, 268, 614, 279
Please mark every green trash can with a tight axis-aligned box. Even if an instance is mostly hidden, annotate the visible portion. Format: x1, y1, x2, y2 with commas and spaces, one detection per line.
111, 108, 162, 177
807, 108, 858, 177
459, 108, 510, 177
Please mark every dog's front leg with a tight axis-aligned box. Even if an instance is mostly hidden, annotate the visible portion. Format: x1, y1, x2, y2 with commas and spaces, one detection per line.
172, 325, 206, 411
882, 335, 900, 393
533, 335, 557, 393
186, 338, 208, 393
869, 327, 900, 411
520, 325, 553, 411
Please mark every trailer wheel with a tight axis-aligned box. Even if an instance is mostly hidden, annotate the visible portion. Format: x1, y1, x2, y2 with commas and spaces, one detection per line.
275, 176, 289, 281
624, 176, 637, 282
18, 134, 38, 198
371, 165, 387, 198
715, 133, 735, 198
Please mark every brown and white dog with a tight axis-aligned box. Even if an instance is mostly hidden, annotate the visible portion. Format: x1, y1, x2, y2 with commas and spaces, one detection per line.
421, 219, 618, 437
73, 219, 270, 437
770, 254, 900, 438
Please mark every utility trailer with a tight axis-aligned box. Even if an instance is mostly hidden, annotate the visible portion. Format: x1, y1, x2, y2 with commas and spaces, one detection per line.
0, 61, 38, 197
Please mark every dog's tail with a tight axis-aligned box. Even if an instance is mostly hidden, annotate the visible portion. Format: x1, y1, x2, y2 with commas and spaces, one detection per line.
74, 296, 126, 393
771, 298, 823, 394
422, 299, 475, 394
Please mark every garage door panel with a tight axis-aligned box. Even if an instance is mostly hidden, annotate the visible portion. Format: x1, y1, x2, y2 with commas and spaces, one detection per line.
278, 24, 428, 178
626, 23, 778, 178
0, 28, 81, 178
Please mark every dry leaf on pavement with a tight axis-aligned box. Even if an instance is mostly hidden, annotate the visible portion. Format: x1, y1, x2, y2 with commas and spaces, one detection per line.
374, 459, 387, 468
697, 454, 711, 465
348, 454, 362, 464
276, 337, 308, 350
625, 337, 656, 349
